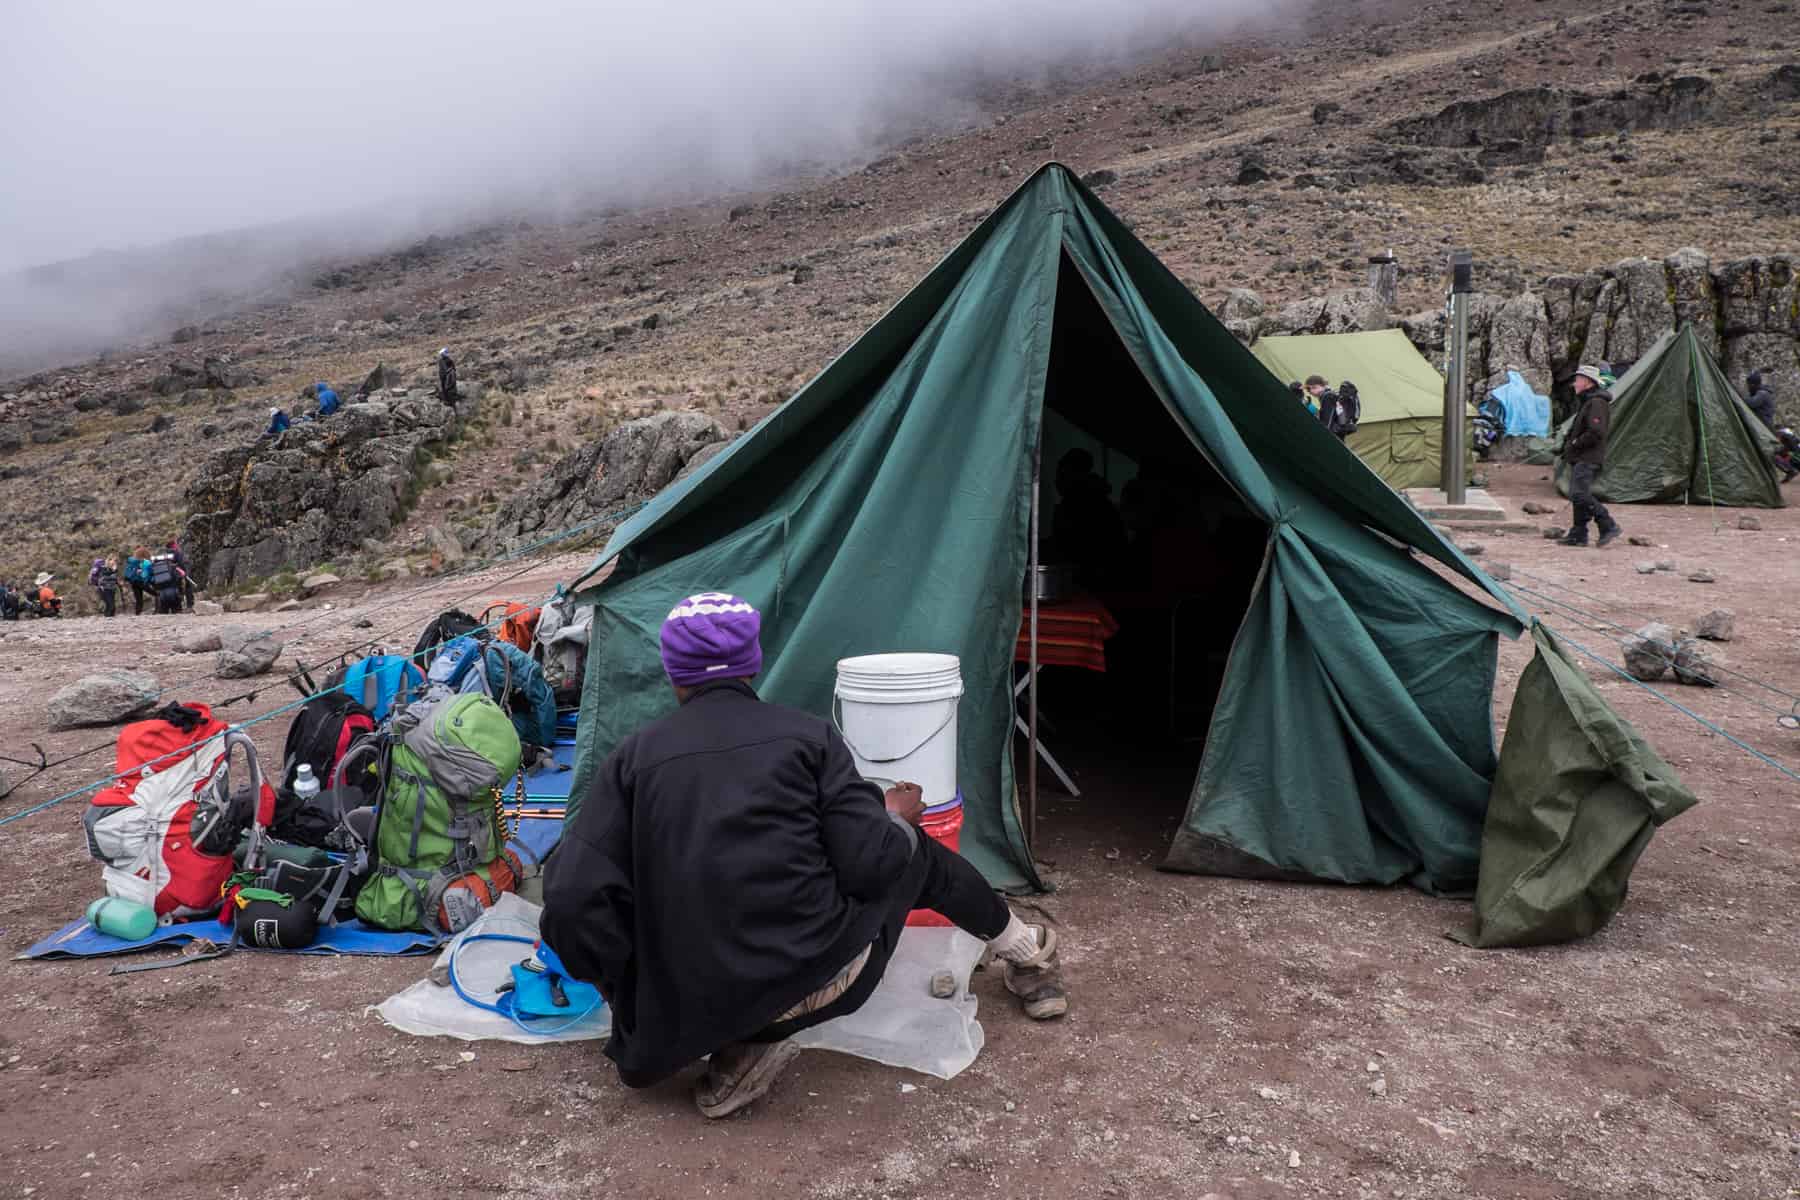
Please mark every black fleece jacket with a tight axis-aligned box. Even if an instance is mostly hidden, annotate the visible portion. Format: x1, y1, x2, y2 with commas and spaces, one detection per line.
540, 679, 914, 1086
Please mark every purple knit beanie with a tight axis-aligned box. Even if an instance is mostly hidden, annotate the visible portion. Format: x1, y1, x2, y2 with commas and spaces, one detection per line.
660, 592, 762, 686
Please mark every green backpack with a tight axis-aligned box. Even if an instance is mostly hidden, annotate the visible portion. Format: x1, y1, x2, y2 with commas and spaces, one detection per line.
353, 692, 523, 935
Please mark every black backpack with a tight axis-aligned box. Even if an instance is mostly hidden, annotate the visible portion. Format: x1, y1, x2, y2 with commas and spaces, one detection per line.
273, 692, 377, 847
1333, 381, 1361, 436
412, 608, 487, 670
149, 555, 179, 587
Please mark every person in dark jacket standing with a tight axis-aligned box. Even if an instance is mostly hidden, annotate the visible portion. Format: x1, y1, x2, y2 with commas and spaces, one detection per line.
95, 556, 119, 618
437, 348, 459, 403
167, 539, 196, 610
542, 592, 1066, 1119
1745, 370, 1776, 430
1562, 365, 1622, 548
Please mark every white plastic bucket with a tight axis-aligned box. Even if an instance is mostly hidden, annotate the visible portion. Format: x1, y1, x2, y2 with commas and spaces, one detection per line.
834, 652, 963, 808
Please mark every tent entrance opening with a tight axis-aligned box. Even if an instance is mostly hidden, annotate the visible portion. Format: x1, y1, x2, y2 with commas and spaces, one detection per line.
1023, 253, 1267, 842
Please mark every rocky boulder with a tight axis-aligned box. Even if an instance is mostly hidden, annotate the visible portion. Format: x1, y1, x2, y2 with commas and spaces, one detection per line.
48, 670, 160, 730
176, 628, 224, 654
1694, 608, 1734, 642
182, 393, 471, 588
1671, 638, 1718, 687
217, 630, 282, 678
483, 411, 729, 550
1266, 288, 1390, 337
1217, 288, 1264, 322
1621, 622, 1676, 682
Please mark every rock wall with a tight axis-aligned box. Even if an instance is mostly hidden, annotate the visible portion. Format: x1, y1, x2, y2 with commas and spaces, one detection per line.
482, 410, 728, 552
1238, 248, 1799, 424
183, 393, 473, 588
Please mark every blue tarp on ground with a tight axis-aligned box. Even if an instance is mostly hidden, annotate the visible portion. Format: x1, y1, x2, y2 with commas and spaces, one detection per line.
1491, 370, 1551, 437
26, 732, 579, 962
22, 916, 440, 960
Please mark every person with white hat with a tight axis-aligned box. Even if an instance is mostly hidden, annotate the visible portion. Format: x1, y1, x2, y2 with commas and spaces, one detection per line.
436, 347, 458, 403
1561, 365, 1622, 548
262, 407, 290, 439
32, 572, 61, 617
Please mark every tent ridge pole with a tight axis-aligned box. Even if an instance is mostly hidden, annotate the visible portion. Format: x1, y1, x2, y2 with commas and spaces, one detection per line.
1028, 442, 1041, 855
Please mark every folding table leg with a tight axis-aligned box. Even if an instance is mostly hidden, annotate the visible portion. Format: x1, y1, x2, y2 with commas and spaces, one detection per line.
1013, 712, 1082, 798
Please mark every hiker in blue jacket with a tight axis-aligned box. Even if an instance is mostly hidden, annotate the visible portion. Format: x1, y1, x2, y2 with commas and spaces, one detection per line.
264, 407, 291, 438
315, 382, 340, 418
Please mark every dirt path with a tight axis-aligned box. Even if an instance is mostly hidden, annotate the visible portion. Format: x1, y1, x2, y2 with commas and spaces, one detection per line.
1, 469, 1796, 1200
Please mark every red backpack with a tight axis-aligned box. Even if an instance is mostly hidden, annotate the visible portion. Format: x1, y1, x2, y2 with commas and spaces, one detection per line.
84, 704, 277, 920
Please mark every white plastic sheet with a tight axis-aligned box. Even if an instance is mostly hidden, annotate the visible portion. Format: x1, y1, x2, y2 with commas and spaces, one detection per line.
375, 894, 610, 1045
374, 895, 987, 1078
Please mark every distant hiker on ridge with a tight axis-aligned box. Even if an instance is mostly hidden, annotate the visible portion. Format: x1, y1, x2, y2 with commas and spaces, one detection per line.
1561, 365, 1623, 549
437, 348, 458, 403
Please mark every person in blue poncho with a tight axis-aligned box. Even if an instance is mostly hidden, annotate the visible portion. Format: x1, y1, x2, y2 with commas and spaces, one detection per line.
315, 382, 340, 418
263, 407, 290, 438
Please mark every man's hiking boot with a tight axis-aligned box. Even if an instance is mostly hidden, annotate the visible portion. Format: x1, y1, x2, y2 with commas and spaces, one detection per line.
1597, 526, 1622, 548
997, 924, 1068, 1020
1558, 534, 1590, 547
694, 1039, 803, 1119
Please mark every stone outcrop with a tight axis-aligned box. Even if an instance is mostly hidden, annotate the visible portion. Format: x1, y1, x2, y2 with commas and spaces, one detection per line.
1265, 288, 1391, 337
483, 411, 728, 551
182, 392, 472, 588
1242, 247, 1798, 425
47, 670, 160, 730
1387, 77, 1720, 164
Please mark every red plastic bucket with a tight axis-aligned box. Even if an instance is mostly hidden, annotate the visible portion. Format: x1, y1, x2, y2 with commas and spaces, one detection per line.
906, 792, 964, 928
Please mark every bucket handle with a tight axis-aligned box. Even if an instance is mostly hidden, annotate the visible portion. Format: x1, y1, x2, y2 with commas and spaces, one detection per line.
831, 695, 958, 766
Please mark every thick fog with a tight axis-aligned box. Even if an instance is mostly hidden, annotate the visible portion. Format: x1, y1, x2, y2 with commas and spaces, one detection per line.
1, 0, 1295, 370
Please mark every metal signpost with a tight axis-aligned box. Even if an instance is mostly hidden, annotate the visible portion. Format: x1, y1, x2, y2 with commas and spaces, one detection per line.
1444, 249, 1473, 503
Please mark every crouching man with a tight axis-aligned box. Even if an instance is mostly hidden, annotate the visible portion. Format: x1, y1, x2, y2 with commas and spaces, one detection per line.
542, 592, 1065, 1118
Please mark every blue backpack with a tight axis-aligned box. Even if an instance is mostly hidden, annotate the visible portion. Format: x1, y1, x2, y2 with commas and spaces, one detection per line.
330, 654, 425, 723
423, 637, 558, 749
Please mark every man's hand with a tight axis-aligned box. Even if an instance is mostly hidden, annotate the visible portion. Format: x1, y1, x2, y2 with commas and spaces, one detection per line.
884, 781, 926, 826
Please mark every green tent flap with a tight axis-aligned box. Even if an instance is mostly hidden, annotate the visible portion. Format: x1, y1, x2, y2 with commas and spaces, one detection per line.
1457, 622, 1698, 948
570, 164, 1524, 896
1554, 325, 1784, 509
1250, 329, 1474, 491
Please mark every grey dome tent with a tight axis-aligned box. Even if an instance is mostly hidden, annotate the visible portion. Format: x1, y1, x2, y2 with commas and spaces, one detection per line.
566, 164, 1526, 896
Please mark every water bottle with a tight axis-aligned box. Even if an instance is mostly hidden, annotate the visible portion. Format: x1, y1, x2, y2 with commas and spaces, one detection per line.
87, 896, 158, 941
293, 763, 321, 805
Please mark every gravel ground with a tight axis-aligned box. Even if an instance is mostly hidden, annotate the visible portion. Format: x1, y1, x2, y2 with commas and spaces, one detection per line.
0, 468, 1796, 1200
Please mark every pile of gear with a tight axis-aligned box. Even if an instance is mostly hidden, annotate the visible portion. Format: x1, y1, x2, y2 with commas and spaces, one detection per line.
81, 591, 593, 951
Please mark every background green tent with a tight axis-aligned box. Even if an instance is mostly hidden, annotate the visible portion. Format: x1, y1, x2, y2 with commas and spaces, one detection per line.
570, 164, 1523, 896
1555, 325, 1784, 508
1250, 329, 1472, 491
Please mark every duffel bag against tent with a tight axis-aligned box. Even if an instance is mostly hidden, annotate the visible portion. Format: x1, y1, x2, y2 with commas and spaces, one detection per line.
354, 691, 527, 935
85, 704, 278, 919
533, 588, 592, 707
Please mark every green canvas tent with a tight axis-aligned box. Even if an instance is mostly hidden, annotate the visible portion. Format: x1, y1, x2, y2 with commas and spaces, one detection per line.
570, 164, 1524, 896
1250, 329, 1471, 491
1555, 325, 1784, 508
